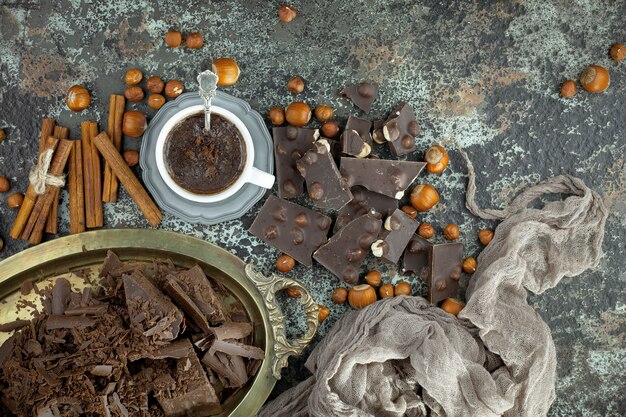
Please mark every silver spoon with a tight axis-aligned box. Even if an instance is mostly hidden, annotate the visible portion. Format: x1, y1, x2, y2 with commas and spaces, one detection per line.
197, 69, 219, 132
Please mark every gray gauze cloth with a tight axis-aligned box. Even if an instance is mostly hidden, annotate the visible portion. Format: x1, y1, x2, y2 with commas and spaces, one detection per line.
259, 154, 608, 417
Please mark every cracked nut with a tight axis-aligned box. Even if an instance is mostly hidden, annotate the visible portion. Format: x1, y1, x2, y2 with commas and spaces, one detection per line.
124, 86, 144, 102
410, 184, 439, 212
365, 270, 382, 287
462, 257, 477, 274
314, 104, 333, 122
394, 281, 412, 296
0, 176, 10, 193
331, 287, 348, 304
212, 57, 240, 86
285, 101, 311, 126
66, 85, 91, 112
371, 239, 387, 258
425, 144, 449, 174
164, 80, 184, 98
318, 305, 330, 321
147, 94, 166, 110
185, 32, 203, 49
165, 30, 182, 47
321, 121, 339, 138
7, 192, 24, 209
125, 68, 142, 85
123, 150, 139, 167
348, 284, 377, 309
276, 254, 295, 272
418, 223, 435, 239
285, 287, 302, 298
443, 224, 460, 240
278, 4, 297, 22
478, 229, 494, 245
610, 43, 625, 61
146, 76, 164, 94
441, 298, 465, 316
287, 76, 305, 94
379, 283, 394, 299
122, 111, 147, 138
269, 107, 285, 125
560, 80, 576, 98
579, 65, 610, 93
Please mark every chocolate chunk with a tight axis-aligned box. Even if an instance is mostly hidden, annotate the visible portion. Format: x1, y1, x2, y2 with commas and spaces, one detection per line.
249, 195, 331, 267
175, 265, 227, 326
296, 141, 353, 209
334, 185, 397, 232
64, 304, 109, 316
99, 250, 124, 277
51, 278, 71, 315
340, 130, 371, 158
209, 339, 265, 360
273, 126, 318, 198
340, 157, 426, 199
212, 322, 253, 340
123, 271, 184, 343
372, 119, 385, 144
340, 82, 379, 113
0, 319, 30, 332
46, 315, 96, 330
202, 351, 247, 389
402, 234, 433, 282
382, 102, 420, 156
313, 211, 382, 285
429, 243, 463, 305
164, 275, 211, 333
345, 115, 372, 145
371, 209, 420, 264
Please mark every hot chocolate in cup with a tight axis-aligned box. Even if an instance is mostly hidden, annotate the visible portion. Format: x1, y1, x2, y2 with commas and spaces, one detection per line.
156, 105, 275, 203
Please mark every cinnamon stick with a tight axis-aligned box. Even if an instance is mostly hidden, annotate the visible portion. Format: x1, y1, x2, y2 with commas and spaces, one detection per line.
93, 132, 162, 227
10, 118, 57, 240
69, 140, 85, 234
103, 95, 125, 203
45, 126, 69, 234
89, 122, 103, 227
82, 122, 96, 228
21, 139, 73, 244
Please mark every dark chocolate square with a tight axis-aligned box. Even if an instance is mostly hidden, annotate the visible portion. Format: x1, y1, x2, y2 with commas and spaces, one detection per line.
273, 126, 318, 198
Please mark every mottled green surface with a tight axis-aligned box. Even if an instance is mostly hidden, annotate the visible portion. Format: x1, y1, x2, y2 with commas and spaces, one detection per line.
0, 1, 624, 415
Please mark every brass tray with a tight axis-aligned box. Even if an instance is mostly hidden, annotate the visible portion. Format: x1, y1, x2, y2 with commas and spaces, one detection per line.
0, 229, 319, 417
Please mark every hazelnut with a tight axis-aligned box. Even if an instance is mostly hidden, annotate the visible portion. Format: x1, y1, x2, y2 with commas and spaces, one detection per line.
417, 223, 435, 239
321, 121, 339, 138
314, 105, 333, 122
364, 271, 382, 287
269, 107, 286, 125
147, 94, 166, 110
478, 229, 494, 245
146, 76, 165, 94
278, 4, 297, 23
165, 30, 182, 47
394, 281, 412, 296
122, 111, 148, 138
0, 237, 3, 251
379, 283, 394, 299
348, 284, 377, 309
165, 80, 184, 98
0, 176, 10, 193
318, 305, 330, 322
285, 102, 312, 126
185, 32, 203, 49
609, 43, 625, 61
425, 144, 449, 174
400, 205, 417, 218
462, 257, 477, 274
66, 85, 91, 112
287, 76, 305, 94
0, 129, 5, 142
560, 80, 576, 98
212, 58, 240, 86
410, 184, 439, 212
331, 287, 348, 304
125, 68, 143, 85
7, 192, 24, 209
285, 287, 302, 298
443, 224, 460, 240
276, 254, 295, 272
579, 65, 610, 93
441, 298, 465, 317
124, 86, 144, 102
123, 150, 139, 167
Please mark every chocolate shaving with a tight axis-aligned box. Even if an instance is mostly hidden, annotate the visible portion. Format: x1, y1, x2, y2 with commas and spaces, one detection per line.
163, 275, 211, 333
0, 319, 30, 332
209, 339, 265, 360
46, 315, 96, 330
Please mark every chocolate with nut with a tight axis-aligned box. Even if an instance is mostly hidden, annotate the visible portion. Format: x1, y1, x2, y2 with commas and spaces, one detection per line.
340, 82, 379, 113
340, 157, 425, 199
345, 115, 372, 145
372, 119, 385, 144
371, 209, 420, 264
296, 141, 353, 209
273, 126, 318, 198
334, 185, 397, 232
402, 234, 433, 282
340, 129, 371, 158
313, 210, 382, 285
249, 195, 331, 267
429, 243, 463, 304
383, 102, 420, 156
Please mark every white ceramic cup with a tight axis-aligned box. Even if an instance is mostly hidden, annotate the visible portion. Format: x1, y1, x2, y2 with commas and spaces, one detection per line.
155, 105, 275, 203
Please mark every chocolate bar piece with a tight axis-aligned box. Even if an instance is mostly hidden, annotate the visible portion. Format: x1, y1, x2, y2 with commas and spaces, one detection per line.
334, 185, 397, 232
296, 141, 353, 209
273, 126, 318, 198
340, 157, 425, 199
429, 243, 463, 305
340, 82, 379, 113
175, 265, 227, 326
383, 102, 420, 156
340, 130, 371, 158
164, 276, 211, 333
345, 115, 372, 145
371, 209, 419, 264
402, 234, 433, 282
249, 195, 331, 267
372, 119, 385, 144
313, 210, 382, 285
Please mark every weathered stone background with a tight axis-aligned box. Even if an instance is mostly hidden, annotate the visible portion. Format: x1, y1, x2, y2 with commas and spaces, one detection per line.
0, 0, 624, 415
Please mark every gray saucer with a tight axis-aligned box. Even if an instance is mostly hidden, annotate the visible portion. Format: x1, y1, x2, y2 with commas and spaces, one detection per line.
140, 91, 273, 224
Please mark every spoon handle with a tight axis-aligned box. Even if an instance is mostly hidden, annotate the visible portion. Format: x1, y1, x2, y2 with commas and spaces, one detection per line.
197, 70, 219, 132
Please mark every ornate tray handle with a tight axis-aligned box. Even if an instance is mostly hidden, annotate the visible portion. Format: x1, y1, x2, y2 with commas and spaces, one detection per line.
244, 264, 319, 380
